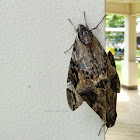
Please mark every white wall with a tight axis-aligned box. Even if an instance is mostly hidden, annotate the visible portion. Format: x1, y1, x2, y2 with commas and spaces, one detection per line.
0, 0, 105, 140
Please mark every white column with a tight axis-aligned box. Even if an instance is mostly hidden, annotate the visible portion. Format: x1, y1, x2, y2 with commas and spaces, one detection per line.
0, 0, 105, 140
121, 15, 138, 89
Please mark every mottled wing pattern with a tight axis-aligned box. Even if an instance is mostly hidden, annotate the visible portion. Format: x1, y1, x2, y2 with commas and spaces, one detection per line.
105, 51, 120, 127
73, 67, 98, 109
67, 35, 120, 128
66, 60, 84, 111
107, 51, 116, 68
107, 51, 120, 93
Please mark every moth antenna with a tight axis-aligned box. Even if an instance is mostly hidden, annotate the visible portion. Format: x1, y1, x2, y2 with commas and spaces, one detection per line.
64, 44, 74, 53
83, 11, 89, 29
68, 19, 77, 31
90, 15, 106, 31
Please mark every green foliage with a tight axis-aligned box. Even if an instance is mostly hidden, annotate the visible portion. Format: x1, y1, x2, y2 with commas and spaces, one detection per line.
136, 50, 140, 57
136, 17, 140, 25
106, 32, 124, 45
106, 14, 125, 47
115, 60, 121, 83
106, 14, 125, 27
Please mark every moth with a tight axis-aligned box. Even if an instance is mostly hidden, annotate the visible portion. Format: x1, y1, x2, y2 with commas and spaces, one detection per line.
65, 12, 120, 134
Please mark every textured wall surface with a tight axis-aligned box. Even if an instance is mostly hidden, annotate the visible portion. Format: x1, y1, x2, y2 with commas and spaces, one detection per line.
0, 0, 105, 140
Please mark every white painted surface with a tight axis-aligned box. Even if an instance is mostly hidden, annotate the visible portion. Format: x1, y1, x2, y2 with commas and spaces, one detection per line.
121, 61, 138, 86
0, 0, 105, 140
121, 15, 138, 87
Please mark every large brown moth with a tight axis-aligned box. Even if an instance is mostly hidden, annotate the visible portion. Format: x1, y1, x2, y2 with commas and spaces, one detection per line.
65, 12, 120, 134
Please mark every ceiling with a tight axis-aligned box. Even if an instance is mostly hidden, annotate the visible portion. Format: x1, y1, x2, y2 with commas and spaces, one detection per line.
106, 0, 140, 3
106, 0, 140, 15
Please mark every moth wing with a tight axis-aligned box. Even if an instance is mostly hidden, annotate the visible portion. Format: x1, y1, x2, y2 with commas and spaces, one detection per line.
77, 80, 97, 109
68, 63, 107, 123
106, 89, 117, 128
66, 65, 84, 111
71, 67, 106, 121
76, 78, 106, 121
107, 51, 120, 93
110, 72, 120, 93
107, 51, 116, 68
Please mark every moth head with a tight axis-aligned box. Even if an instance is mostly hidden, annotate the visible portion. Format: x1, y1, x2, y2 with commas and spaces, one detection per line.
106, 109, 117, 128
77, 24, 93, 45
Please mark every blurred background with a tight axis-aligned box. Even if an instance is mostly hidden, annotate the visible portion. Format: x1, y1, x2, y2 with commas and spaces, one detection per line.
106, 14, 140, 84
106, 0, 140, 140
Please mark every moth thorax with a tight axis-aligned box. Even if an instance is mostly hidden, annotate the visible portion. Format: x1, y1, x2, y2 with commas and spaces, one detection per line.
77, 24, 93, 45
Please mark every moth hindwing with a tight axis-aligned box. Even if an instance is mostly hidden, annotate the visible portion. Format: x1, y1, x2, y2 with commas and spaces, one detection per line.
66, 12, 120, 134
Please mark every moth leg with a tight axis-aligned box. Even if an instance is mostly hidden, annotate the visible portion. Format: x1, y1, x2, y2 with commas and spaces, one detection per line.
64, 44, 74, 53
98, 122, 106, 136
105, 128, 108, 134
83, 11, 89, 29
68, 19, 77, 32
90, 15, 106, 31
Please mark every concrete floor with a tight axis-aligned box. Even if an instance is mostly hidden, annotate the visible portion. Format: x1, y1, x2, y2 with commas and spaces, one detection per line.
106, 86, 140, 140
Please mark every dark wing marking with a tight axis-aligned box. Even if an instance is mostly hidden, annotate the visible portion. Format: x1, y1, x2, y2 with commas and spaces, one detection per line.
66, 88, 83, 111
66, 65, 84, 111
110, 74, 120, 93
105, 53, 120, 127
78, 86, 97, 108
107, 51, 116, 68
107, 51, 120, 93
106, 87, 117, 128
70, 67, 106, 121
67, 67, 99, 113
104, 53, 120, 127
